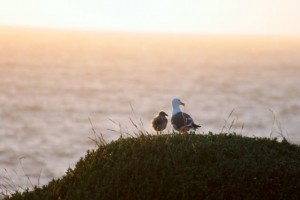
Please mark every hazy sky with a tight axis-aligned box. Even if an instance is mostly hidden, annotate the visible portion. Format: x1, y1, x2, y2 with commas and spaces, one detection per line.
1, 0, 300, 35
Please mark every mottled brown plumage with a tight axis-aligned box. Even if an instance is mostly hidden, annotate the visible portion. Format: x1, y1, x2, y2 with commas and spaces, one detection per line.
151, 111, 168, 133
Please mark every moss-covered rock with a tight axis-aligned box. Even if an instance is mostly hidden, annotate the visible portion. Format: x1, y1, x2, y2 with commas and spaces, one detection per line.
7, 133, 300, 200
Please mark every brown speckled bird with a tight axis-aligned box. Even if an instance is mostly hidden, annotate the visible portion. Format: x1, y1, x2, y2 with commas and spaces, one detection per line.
151, 111, 168, 134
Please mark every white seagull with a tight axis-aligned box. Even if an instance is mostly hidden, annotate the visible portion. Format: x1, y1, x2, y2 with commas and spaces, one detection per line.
171, 98, 201, 132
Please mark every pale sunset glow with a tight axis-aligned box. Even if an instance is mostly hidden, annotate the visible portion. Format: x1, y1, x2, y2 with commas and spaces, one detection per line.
0, 0, 300, 35
1, 0, 300, 195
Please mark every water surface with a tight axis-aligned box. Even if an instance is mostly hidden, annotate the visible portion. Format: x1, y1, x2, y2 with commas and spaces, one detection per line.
0, 28, 299, 191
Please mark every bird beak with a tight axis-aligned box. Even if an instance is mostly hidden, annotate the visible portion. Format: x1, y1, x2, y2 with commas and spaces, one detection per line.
180, 102, 185, 106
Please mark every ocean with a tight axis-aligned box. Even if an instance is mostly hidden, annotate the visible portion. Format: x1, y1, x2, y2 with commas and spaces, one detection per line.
0, 28, 299, 192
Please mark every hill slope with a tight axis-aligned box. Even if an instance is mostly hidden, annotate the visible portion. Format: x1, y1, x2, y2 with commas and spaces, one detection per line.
7, 133, 300, 200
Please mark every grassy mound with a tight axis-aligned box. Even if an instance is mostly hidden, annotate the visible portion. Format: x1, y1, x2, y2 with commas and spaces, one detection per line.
7, 133, 300, 200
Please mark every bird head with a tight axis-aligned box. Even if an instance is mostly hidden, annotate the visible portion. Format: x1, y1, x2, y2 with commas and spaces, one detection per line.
159, 111, 168, 117
172, 98, 185, 107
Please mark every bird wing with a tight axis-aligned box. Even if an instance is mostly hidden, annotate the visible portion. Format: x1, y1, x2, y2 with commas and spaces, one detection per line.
171, 112, 194, 129
182, 113, 194, 125
152, 116, 168, 131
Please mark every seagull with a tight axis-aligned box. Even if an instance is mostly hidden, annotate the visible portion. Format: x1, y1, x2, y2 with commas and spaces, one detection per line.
171, 98, 201, 133
151, 111, 168, 134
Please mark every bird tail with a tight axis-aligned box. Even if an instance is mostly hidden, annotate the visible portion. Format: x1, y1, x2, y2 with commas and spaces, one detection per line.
192, 123, 201, 129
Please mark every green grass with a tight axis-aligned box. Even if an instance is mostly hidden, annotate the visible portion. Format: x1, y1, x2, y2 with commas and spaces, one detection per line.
5, 132, 300, 200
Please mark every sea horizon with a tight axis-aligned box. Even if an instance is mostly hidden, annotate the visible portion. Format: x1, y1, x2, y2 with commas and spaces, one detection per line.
1, 26, 299, 191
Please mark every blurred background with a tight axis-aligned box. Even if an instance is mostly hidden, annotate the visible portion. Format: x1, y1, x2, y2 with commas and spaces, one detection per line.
0, 0, 299, 192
